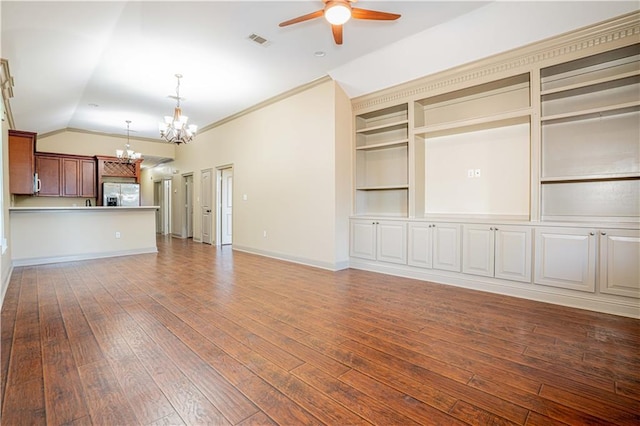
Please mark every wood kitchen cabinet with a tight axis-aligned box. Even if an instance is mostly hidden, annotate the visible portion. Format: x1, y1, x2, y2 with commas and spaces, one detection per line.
35, 154, 61, 196
35, 153, 96, 197
8, 130, 37, 195
61, 158, 96, 197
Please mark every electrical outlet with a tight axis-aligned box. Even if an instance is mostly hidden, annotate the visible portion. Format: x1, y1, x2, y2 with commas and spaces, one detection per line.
467, 169, 474, 178
115, 231, 121, 239
263, 231, 267, 238
474, 169, 481, 177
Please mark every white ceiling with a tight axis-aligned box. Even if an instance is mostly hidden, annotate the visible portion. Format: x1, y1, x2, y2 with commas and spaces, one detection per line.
2, 1, 637, 142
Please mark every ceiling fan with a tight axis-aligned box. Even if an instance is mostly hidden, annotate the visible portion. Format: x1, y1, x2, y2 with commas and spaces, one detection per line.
279, 0, 401, 45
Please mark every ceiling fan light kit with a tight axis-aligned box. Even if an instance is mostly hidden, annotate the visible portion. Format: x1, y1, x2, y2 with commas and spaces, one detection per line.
325, 1, 352, 25
159, 73, 198, 145
279, 0, 400, 45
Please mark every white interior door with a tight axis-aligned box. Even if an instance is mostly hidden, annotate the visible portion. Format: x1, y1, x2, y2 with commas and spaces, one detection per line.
153, 181, 161, 234
162, 179, 171, 235
184, 174, 194, 238
220, 167, 233, 245
201, 169, 213, 244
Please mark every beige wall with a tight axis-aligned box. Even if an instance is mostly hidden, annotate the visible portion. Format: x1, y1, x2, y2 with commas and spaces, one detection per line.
37, 129, 175, 159
169, 79, 351, 270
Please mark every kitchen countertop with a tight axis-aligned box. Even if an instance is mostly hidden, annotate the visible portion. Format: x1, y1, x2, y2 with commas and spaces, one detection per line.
9, 206, 160, 212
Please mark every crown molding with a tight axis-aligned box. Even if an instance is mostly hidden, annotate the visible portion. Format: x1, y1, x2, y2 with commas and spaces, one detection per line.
352, 11, 640, 112
200, 75, 333, 132
38, 127, 167, 144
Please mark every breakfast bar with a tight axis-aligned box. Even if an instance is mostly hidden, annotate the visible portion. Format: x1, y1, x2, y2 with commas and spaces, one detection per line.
9, 206, 159, 266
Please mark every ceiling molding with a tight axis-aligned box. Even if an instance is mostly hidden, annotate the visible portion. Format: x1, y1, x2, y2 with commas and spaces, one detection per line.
38, 127, 170, 144
352, 10, 640, 113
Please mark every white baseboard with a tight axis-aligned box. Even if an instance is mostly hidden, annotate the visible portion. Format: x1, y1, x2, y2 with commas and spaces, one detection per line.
349, 258, 640, 319
12, 247, 158, 267
233, 245, 349, 272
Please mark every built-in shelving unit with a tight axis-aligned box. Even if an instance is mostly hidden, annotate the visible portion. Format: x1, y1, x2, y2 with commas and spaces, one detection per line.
354, 104, 409, 216
348, 12, 640, 318
540, 43, 640, 221
413, 73, 532, 219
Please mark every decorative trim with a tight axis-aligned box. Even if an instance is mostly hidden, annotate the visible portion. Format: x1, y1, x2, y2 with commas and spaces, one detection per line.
0, 58, 15, 128
233, 244, 349, 272
353, 11, 640, 112
201, 75, 333, 132
38, 127, 166, 144
11, 247, 158, 267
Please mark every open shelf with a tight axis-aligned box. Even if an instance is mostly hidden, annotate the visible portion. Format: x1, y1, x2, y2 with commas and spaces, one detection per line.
414, 73, 530, 129
355, 104, 408, 132
414, 110, 530, 138
355, 139, 408, 151
540, 43, 640, 223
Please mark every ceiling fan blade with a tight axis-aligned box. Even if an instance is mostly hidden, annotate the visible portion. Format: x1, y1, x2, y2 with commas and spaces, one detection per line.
332, 24, 343, 45
279, 10, 324, 27
351, 8, 401, 21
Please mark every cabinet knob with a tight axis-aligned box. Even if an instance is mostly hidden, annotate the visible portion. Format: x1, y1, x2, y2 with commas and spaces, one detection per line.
495, 227, 499, 231
589, 232, 595, 236
601, 232, 607, 236
489, 227, 494, 231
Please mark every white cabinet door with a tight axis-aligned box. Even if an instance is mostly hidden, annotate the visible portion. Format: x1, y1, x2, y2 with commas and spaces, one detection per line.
408, 223, 433, 268
495, 226, 532, 283
350, 220, 377, 260
432, 223, 461, 272
534, 227, 596, 292
376, 221, 407, 265
599, 229, 640, 298
462, 225, 494, 277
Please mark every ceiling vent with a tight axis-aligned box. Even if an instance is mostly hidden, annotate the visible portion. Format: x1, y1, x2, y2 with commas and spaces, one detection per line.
248, 33, 270, 46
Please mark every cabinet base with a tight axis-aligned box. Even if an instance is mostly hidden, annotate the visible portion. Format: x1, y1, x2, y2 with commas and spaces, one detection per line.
349, 258, 639, 319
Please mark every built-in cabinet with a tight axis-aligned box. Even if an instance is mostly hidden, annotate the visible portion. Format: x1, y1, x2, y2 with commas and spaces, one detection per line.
534, 227, 597, 292
34, 153, 96, 198
349, 13, 640, 317
407, 222, 461, 272
350, 219, 407, 265
462, 224, 532, 283
599, 229, 640, 298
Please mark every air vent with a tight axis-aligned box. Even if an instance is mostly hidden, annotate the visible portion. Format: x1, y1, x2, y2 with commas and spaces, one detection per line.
248, 33, 269, 46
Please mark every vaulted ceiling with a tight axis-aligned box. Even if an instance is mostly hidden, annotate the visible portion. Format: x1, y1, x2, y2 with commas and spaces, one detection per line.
2, 1, 636, 141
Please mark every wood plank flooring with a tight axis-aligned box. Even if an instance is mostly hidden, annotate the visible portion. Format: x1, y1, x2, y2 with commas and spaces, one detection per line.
2, 236, 639, 425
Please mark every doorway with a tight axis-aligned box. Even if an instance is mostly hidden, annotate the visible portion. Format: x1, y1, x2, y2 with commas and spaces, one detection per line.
183, 174, 194, 238
201, 169, 213, 244
216, 165, 233, 246
154, 178, 172, 235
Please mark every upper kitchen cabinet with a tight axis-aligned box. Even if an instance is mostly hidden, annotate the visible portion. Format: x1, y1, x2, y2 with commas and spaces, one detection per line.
35, 153, 97, 198
8, 130, 37, 195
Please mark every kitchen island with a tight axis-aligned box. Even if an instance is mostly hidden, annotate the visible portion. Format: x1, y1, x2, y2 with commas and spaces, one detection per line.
9, 206, 159, 266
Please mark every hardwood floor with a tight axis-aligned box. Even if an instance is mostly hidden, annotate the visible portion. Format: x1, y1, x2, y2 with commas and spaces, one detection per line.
1, 236, 639, 425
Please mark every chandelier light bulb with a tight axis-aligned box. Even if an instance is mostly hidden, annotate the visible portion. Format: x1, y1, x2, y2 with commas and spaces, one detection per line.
159, 74, 197, 145
325, 2, 351, 25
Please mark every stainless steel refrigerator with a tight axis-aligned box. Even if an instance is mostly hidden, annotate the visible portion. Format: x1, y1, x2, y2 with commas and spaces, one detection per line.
103, 182, 140, 206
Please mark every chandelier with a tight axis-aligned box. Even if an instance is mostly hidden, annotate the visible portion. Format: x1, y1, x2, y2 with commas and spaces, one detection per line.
159, 73, 197, 144
116, 120, 142, 163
